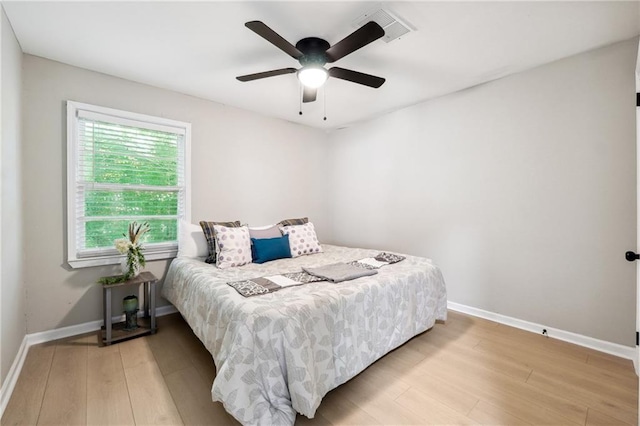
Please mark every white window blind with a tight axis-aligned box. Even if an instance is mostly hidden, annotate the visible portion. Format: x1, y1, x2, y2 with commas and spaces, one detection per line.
67, 101, 191, 268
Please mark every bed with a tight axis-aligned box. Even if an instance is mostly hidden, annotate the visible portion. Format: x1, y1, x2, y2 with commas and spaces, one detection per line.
161, 244, 447, 425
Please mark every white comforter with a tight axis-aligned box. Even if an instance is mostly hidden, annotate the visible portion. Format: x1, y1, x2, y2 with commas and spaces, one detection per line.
162, 244, 447, 425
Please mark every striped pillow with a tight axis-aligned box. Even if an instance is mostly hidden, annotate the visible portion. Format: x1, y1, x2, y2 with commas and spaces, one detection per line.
199, 220, 241, 264
277, 217, 309, 227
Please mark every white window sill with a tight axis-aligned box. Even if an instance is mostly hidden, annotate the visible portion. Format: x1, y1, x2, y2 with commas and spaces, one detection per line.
68, 249, 177, 269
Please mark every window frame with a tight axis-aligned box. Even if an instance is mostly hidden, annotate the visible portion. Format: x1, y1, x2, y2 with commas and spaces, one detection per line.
66, 101, 191, 269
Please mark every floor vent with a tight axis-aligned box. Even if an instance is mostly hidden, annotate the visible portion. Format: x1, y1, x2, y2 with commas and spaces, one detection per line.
352, 8, 415, 43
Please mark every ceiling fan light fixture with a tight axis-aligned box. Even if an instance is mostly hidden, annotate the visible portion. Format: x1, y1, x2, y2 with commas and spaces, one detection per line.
297, 66, 328, 88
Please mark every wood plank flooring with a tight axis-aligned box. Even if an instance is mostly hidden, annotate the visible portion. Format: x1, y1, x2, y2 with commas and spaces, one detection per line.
2, 310, 637, 425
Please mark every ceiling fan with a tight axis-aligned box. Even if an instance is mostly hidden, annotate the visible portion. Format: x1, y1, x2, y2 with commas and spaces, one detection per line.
236, 21, 386, 103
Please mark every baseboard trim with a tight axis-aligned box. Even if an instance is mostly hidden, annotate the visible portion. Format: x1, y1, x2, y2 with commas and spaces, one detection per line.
27, 304, 178, 346
0, 335, 28, 418
447, 301, 636, 363
0, 305, 178, 418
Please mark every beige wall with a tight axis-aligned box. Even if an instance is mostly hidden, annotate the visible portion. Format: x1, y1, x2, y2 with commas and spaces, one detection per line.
1, 7, 25, 386
12, 37, 639, 351
21, 55, 329, 334
327, 38, 638, 346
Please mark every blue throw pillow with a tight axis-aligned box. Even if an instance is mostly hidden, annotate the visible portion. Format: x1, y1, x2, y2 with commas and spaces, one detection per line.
251, 235, 292, 264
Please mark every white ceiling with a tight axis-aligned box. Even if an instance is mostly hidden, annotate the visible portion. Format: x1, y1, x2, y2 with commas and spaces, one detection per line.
4, 1, 639, 130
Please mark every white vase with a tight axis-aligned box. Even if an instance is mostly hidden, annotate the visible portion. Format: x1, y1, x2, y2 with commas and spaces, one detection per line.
122, 257, 140, 279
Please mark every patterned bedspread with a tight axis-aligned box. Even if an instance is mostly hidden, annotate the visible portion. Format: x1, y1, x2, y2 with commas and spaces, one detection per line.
161, 244, 447, 425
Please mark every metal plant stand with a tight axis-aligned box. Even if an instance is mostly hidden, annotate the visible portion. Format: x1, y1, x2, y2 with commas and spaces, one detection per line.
101, 271, 158, 345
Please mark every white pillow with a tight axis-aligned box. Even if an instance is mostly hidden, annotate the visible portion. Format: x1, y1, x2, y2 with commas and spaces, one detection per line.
248, 224, 281, 240
177, 220, 208, 258
279, 222, 322, 258
214, 225, 252, 269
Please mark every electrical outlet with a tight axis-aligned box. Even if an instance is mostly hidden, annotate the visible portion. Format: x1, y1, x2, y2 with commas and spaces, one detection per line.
542, 329, 548, 336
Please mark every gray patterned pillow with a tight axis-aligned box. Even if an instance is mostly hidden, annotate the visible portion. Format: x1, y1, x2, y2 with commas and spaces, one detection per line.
277, 217, 309, 227
199, 220, 241, 264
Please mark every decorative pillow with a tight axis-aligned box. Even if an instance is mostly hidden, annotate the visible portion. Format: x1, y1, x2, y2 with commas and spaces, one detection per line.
279, 222, 322, 257
277, 217, 309, 227
251, 235, 292, 264
177, 220, 208, 258
248, 224, 282, 240
214, 225, 252, 269
199, 220, 241, 264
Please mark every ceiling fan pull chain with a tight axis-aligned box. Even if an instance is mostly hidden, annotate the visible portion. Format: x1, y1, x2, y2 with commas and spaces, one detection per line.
299, 84, 303, 115
323, 86, 327, 121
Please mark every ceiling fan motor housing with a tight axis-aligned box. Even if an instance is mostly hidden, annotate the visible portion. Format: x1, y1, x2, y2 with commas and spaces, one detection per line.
296, 37, 330, 66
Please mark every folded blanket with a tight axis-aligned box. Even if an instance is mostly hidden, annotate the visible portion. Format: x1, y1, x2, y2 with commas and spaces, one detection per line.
228, 271, 324, 297
374, 252, 406, 264
228, 252, 406, 297
348, 252, 406, 270
303, 262, 378, 283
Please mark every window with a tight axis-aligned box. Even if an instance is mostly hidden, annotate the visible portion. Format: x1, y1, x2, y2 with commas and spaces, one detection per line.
67, 101, 190, 268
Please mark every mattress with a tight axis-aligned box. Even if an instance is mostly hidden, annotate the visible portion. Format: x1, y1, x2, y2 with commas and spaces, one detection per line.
161, 244, 447, 425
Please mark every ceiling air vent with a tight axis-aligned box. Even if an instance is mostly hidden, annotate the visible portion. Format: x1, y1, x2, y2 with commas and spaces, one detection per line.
352, 8, 414, 43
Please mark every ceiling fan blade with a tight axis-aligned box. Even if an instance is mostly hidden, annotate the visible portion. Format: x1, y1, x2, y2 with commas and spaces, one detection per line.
325, 21, 385, 63
236, 68, 297, 82
245, 21, 303, 60
303, 87, 317, 103
328, 67, 385, 88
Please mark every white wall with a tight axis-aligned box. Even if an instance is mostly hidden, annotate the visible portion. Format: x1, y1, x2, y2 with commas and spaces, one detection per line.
1, 6, 25, 385
21, 55, 329, 334
327, 38, 638, 346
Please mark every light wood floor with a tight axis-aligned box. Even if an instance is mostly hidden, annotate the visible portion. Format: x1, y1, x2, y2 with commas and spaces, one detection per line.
2, 310, 637, 425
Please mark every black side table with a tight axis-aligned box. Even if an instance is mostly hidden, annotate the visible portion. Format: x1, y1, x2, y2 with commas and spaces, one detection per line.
101, 271, 158, 345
